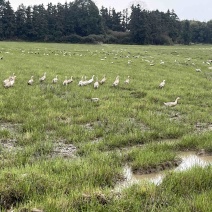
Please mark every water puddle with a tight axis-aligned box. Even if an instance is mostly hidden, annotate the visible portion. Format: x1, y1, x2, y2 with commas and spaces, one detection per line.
115, 151, 212, 191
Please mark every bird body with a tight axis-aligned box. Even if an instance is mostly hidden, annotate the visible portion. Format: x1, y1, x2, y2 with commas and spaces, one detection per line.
159, 80, 165, 88
113, 76, 119, 87
91, 98, 99, 102
196, 69, 201, 72
3, 73, 15, 85
39, 72, 46, 82
87, 75, 95, 84
124, 76, 130, 84
28, 76, 34, 85
63, 76, 68, 86
4, 76, 16, 88
94, 77, 99, 89
100, 75, 106, 84
78, 76, 84, 86
67, 76, 73, 84
52, 75, 58, 83
164, 97, 180, 107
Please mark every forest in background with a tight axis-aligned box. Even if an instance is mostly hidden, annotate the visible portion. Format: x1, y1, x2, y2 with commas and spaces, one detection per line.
0, 0, 212, 45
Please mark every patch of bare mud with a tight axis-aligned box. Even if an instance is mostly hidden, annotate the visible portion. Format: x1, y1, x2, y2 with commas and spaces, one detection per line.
0, 138, 19, 151
52, 141, 77, 158
81, 121, 102, 131
91, 137, 103, 144
169, 112, 182, 121
128, 118, 150, 131
0, 122, 21, 133
195, 122, 212, 133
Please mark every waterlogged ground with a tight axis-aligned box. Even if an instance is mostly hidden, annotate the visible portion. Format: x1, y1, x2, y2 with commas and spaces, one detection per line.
0, 42, 212, 211
116, 151, 212, 190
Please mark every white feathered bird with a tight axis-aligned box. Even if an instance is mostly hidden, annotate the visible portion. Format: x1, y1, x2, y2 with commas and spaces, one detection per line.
113, 76, 119, 87
28, 76, 34, 85
159, 80, 165, 88
124, 76, 130, 84
94, 77, 99, 89
52, 75, 58, 83
164, 97, 180, 107
100, 75, 106, 84
39, 72, 46, 82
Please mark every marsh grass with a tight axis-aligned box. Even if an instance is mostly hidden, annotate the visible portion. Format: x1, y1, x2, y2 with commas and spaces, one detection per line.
125, 143, 179, 173
0, 42, 212, 210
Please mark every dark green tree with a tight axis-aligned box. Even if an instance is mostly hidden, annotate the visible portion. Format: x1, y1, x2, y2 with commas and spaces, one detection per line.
129, 4, 150, 44
206, 20, 212, 43
182, 20, 191, 44
31, 4, 48, 40
0, 0, 5, 38
1, 1, 15, 38
15, 4, 27, 39
72, 0, 103, 36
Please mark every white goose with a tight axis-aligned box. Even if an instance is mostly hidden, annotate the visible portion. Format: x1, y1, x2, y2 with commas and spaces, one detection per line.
87, 75, 95, 84
52, 75, 58, 83
39, 72, 46, 82
124, 76, 130, 84
67, 76, 73, 84
28, 76, 34, 85
99, 75, 106, 84
164, 97, 180, 107
78, 76, 84, 86
113, 76, 119, 87
3, 73, 15, 85
94, 77, 99, 89
63, 76, 68, 86
159, 80, 165, 88
4, 75, 16, 88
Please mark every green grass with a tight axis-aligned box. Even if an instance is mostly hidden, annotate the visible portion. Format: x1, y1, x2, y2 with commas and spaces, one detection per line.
0, 41, 212, 211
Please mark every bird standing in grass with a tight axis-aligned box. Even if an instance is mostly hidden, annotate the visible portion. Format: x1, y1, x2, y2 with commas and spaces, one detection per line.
124, 76, 130, 84
52, 75, 58, 83
113, 76, 119, 87
28, 76, 34, 85
159, 80, 165, 88
3, 73, 15, 85
100, 75, 106, 84
63, 76, 68, 86
164, 97, 180, 107
94, 77, 99, 89
4, 75, 16, 88
67, 76, 73, 84
39, 72, 46, 82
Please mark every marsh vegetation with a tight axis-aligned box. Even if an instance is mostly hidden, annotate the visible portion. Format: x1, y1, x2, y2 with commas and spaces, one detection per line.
0, 42, 212, 211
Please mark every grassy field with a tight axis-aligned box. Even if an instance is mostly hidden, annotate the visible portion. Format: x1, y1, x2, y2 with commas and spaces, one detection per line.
0, 41, 212, 211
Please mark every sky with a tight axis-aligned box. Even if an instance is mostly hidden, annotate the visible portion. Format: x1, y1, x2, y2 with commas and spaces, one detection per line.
9, 0, 212, 22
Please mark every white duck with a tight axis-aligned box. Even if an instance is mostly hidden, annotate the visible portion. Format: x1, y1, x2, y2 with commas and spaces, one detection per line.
52, 75, 58, 83
63, 76, 68, 86
67, 76, 73, 84
99, 75, 106, 84
87, 75, 95, 84
4, 75, 16, 88
94, 77, 99, 89
124, 76, 130, 84
3, 73, 15, 85
39, 72, 46, 82
113, 76, 119, 87
159, 80, 165, 88
164, 97, 180, 107
28, 76, 34, 85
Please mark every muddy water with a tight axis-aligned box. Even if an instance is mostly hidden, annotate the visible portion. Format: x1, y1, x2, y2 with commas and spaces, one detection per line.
115, 152, 212, 191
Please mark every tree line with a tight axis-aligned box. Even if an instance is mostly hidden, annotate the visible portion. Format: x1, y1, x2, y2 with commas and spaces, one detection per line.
0, 0, 212, 45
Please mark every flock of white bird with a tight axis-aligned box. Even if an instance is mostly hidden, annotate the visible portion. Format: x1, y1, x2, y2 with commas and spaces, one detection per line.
3, 72, 179, 107
2, 72, 130, 89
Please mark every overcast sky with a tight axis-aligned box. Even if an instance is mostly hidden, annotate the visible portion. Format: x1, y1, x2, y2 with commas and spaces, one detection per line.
9, 0, 211, 22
